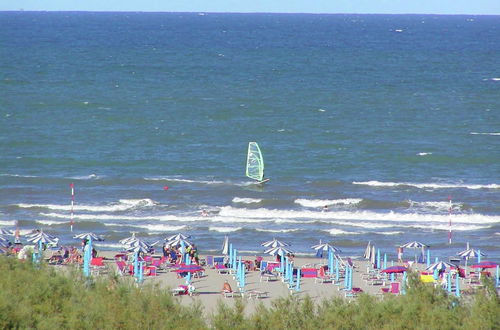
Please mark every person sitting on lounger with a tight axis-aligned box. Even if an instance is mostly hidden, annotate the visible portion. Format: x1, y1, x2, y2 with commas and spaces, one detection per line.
221, 280, 232, 294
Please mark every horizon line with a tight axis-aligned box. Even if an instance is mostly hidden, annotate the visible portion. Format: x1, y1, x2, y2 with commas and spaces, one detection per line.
1, 10, 500, 16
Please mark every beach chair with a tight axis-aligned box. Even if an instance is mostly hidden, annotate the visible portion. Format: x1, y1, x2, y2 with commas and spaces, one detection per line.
223, 290, 243, 298
90, 257, 107, 275
390, 282, 400, 294
315, 267, 333, 284
215, 264, 230, 275
171, 285, 189, 296
260, 269, 278, 282
206, 255, 214, 268
145, 266, 157, 276
115, 261, 129, 276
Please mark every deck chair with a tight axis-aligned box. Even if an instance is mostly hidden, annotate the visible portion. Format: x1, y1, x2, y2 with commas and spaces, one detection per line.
390, 282, 400, 294
90, 257, 107, 275
206, 255, 214, 268
115, 260, 129, 276
223, 290, 243, 298
215, 264, 230, 274
315, 266, 333, 283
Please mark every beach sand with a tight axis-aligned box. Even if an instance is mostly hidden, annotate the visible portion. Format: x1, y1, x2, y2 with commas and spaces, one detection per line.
80, 250, 421, 316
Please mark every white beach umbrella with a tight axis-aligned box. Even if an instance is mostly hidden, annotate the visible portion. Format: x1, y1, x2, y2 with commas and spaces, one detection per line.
457, 248, 485, 267
127, 245, 150, 254
261, 238, 290, 248
119, 232, 139, 245
370, 245, 376, 265
264, 245, 294, 256
363, 241, 371, 259
74, 232, 104, 241
221, 235, 229, 255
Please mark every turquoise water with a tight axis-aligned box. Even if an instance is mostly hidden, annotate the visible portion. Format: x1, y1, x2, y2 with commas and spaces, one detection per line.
1, 12, 499, 261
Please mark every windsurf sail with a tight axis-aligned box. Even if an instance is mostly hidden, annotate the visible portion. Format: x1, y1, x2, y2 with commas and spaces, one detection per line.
246, 142, 265, 182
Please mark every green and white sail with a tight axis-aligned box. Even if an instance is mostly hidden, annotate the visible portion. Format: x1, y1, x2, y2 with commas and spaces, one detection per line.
246, 142, 264, 182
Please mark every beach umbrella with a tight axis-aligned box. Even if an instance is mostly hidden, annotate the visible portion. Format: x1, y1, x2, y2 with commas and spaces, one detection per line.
74, 232, 104, 241
165, 233, 191, 242
311, 241, 341, 258
26, 231, 58, 245
381, 266, 408, 274
457, 248, 485, 267
221, 235, 229, 255
0, 240, 10, 248
471, 261, 498, 269
401, 241, 426, 263
0, 228, 13, 236
166, 237, 193, 248
370, 245, 376, 266
264, 245, 293, 256
126, 244, 150, 254
0, 235, 10, 243
261, 238, 290, 248
426, 261, 456, 272
363, 241, 371, 259
119, 232, 138, 245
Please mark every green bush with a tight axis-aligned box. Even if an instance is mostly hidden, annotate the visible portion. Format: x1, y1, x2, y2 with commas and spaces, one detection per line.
0, 256, 498, 329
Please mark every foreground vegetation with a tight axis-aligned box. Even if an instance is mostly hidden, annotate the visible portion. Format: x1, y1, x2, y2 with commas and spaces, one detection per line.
0, 256, 498, 329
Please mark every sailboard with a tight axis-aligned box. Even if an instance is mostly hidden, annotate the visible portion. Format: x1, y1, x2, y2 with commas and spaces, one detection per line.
246, 142, 269, 184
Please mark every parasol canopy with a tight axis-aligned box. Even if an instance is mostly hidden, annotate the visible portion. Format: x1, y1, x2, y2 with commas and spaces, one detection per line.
264, 245, 294, 256
74, 232, 104, 241
261, 238, 290, 248
426, 261, 456, 272
381, 266, 408, 274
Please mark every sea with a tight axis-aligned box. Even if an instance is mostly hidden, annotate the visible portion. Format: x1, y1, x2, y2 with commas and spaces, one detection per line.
1, 12, 499, 262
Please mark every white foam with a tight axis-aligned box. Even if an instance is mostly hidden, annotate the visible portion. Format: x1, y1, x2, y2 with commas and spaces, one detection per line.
232, 197, 262, 204
470, 132, 500, 136
0, 173, 38, 178
36, 220, 66, 225
93, 243, 124, 249
208, 226, 241, 233
0, 220, 15, 226
295, 198, 362, 208
417, 152, 432, 156
490, 78, 500, 81
325, 221, 395, 229
409, 224, 489, 231
69, 174, 101, 180
255, 228, 299, 233
130, 224, 187, 232
17, 199, 157, 212
324, 229, 361, 235
218, 206, 500, 224
353, 180, 499, 190
40, 212, 180, 221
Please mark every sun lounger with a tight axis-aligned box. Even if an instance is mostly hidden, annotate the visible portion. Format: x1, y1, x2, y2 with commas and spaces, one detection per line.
246, 290, 269, 299
215, 264, 230, 274
260, 270, 278, 282
223, 290, 243, 298
315, 267, 333, 284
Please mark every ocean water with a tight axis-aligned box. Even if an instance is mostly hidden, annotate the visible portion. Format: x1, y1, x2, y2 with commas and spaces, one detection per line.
1, 12, 499, 262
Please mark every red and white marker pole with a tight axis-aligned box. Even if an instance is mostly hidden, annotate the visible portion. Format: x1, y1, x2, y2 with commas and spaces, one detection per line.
70, 183, 75, 232
448, 196, 452, 244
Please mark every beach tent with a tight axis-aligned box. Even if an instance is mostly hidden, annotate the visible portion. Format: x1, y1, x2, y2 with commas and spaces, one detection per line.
261, 238, 290, 248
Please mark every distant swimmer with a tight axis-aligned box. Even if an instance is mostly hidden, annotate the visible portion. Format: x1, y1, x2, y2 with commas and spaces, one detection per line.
322, 205, 328, 212
201, 209, 209, 217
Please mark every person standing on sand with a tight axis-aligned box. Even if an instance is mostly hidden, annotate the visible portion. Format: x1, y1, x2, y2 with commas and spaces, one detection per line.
397, 247, 404, 263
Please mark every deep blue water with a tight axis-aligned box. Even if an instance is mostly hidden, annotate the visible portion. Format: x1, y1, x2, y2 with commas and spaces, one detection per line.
0, 12, 499, 262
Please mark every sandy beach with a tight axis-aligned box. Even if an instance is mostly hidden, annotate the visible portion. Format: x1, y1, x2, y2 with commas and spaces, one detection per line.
65, 250, 436, 316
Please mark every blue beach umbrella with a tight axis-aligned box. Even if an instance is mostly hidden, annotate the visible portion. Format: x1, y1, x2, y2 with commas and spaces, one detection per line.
165, 233, 191, 241
261, 238, 290, 248
426, 261, 455, 272
264, 245, 293, 256
0, 228, 14, 236
457, 247, 485, 268
74, 232, 104, 242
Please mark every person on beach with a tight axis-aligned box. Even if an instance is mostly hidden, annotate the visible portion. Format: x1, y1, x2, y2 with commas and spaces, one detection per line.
397, 247, 404, 263
221, 280, 232, 294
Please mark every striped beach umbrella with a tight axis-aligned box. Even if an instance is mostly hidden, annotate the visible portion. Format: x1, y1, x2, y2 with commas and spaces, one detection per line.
261, 238, 290, 248
0, 228, 13, 236
457, 248, 485, 268
26, 231, 58, 245
119, 232, 138, 245
165, 233, 191, 242
426, 261, 456, 272
166, 237, 193, 248
264, 245, 294, 256
311, 241, 341, 258
363, 241, 371, 259
401, 241, 426, 263
126, 244, 150, 254
74, 232, 104, 242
